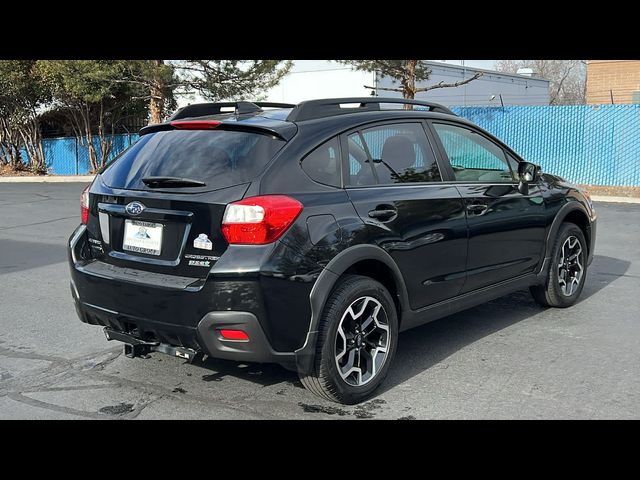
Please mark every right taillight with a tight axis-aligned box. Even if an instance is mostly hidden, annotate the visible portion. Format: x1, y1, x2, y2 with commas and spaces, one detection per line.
221, 195, 303, 245
80, 185, 90, 224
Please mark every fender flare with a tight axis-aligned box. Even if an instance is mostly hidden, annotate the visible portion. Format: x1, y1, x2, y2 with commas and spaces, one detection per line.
294, 244, 409, 375
538, 201, 590, 278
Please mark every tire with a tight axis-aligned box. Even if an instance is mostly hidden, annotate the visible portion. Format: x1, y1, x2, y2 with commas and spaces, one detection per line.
299, 275, 398, 404
530, 222, 588, 308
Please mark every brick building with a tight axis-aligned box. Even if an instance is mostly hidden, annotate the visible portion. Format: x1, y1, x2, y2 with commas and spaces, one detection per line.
586, 60, 640, 104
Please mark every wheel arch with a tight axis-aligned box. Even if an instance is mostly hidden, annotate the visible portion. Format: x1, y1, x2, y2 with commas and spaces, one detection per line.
547, 202, 592, 257
314, 244, 409, 326
538, 201, 592, 281
562, 209, 591, 252
295, 244, 409, 375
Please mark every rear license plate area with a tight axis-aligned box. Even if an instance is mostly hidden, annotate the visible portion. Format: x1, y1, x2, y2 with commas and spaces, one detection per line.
123, 219, 163, 256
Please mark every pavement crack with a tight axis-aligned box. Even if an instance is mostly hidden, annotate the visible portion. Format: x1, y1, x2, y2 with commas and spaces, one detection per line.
0, 346, 66, 364
0, 215, 77, 231
35, 384, 114, 393
89, 371, 278, 419
74, 349, 123, 372
7, 392, 105, 419
127, 395, 166, 419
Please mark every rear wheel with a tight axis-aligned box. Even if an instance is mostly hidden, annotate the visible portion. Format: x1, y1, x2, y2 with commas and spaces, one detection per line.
530, 222, 587, 308
299, 275, 398, 404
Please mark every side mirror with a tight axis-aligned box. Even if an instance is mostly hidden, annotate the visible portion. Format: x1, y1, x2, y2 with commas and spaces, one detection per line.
517, 161, 541, 194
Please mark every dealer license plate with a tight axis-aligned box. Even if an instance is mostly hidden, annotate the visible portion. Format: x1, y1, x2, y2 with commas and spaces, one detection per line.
123, 220, 163, 256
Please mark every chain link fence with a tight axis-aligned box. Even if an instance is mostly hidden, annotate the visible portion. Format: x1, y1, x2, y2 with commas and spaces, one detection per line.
451, 105, 640, 186
14, 106, 640, 186
20, 133, 139, 175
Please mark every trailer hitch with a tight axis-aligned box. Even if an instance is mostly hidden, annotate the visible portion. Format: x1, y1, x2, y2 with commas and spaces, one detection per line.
103, 327, 202, 363
123, 342, 154, 359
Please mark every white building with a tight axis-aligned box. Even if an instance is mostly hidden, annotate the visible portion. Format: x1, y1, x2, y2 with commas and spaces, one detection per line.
375, 61, 550, 106
177, 60, 549, 108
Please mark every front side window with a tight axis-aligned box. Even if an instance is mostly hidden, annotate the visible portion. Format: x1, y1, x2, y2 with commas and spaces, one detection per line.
347, 123, 441, 186
432, 123, 515, 183
505, 152, 520, 175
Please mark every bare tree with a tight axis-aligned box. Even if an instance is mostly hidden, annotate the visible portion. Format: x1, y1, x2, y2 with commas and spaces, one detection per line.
338, 60, 482, 100
494, 60, 586, 105
0, 61, 50, 173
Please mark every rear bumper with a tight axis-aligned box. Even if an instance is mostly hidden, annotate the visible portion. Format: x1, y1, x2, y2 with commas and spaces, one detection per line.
68, 224, 307, 370
71, 297, 295, 368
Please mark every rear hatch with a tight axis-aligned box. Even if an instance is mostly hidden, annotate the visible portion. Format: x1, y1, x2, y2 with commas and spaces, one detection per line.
85, 127, 286, 280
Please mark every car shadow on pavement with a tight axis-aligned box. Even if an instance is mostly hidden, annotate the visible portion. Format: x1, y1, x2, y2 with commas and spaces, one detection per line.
151, 254, 634, 395
382, 289, 544, 394
195, 356, 298, 387
579, 254, 632, 301
381, 254, 631, 394
0, 239, 69, 275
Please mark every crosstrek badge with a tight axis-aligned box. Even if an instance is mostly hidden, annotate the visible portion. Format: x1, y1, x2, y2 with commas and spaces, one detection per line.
189, 260, 210, 267
194, 233, 213, 250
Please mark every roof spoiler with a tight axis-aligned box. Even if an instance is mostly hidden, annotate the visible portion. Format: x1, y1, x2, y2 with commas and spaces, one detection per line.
169, 101, 296, 121
286, 97, 456, 122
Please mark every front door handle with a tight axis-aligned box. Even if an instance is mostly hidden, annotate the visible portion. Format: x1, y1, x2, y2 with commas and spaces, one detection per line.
368, 206, 398, 221
466, 203, 488, 215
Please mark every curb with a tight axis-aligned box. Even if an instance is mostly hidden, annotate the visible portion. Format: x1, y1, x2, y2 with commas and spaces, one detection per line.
0, 175, 95, 183
591, 195, 640, 204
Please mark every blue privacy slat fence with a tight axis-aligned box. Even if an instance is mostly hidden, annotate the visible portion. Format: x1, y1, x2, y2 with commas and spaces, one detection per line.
450, 105, 640, 186
13, 105, 640, 185
19, 133, 139, 175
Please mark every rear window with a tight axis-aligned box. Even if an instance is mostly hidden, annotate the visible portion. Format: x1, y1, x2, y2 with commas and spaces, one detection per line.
100, 129, 285, 192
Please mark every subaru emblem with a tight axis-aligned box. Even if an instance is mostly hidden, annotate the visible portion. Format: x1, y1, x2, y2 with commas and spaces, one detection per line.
125, 201, 145, 216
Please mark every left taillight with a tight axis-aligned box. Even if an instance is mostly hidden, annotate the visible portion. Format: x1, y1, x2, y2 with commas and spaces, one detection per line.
221, 195, 303, 245
80, 185, 90, 224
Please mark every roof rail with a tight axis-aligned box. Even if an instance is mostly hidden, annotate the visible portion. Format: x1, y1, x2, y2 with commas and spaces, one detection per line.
286, 97, 456, 122
169, 101, 296, 121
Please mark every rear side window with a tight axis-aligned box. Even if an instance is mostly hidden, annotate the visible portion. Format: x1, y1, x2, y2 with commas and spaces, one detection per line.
347, 123, 441, 186
301, 137, 341, 187
101, 130, 285, 192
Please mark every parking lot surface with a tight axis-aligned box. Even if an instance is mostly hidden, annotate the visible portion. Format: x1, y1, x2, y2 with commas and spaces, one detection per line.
1, 182, 638, 419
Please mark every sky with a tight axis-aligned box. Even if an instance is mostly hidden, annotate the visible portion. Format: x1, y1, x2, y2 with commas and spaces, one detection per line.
176, 60, 499, 107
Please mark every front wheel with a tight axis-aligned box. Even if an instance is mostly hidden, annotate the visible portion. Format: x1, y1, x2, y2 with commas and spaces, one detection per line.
299, 275, 398, 404
530, 222, 588, 308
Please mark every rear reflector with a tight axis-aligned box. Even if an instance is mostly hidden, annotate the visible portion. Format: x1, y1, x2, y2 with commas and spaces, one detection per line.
221, 195, 303, 245
80, 184, 90, 224
170, 120, 221, 130
219, 329, 250, 341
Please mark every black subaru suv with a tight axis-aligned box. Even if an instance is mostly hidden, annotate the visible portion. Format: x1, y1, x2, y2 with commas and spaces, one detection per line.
68, 98, 596, 404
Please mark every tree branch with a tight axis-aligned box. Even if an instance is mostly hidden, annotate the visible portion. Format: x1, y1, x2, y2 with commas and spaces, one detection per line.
415, 72, 483, 92
550, 64, 574, 105
363, 84, 404, 93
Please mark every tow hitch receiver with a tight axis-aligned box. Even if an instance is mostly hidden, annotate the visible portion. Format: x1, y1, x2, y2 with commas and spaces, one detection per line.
104, 327, 200, 363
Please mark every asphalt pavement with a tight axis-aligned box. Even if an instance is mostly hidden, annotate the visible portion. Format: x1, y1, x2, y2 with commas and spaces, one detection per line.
1, 182, 638, 419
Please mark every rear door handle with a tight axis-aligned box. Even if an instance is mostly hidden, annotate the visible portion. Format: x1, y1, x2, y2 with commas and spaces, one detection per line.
368, 207, 398, 221
466, 203, 488, 214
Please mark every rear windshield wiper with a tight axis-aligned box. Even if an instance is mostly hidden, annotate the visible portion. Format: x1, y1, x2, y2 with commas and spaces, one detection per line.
142, 176, 206, 188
